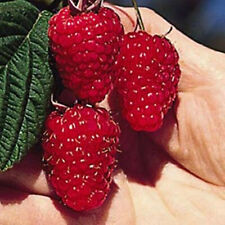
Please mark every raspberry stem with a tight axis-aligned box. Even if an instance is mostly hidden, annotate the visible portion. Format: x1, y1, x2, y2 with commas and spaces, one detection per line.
68, 0, 102, 15
162, 26, 173, 37
51, 94, 68, 110
86, 0, 103, 12
131, 0, 145, 31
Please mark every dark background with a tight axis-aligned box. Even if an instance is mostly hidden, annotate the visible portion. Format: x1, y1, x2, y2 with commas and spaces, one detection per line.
109, 0, 225, 52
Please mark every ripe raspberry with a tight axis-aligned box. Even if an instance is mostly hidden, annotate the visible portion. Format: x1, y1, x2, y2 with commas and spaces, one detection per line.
42, 104, 120, 211
48, 6, 124, 104
115, 31, 181, 132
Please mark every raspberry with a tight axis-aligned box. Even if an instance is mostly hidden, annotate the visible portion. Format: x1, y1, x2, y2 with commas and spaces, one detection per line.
42, 104, 120, 211
48, 6, 124, 104
115, 31, 181, 131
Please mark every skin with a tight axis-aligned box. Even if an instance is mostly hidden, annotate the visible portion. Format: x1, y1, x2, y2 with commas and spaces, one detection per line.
0, 5, 225, 225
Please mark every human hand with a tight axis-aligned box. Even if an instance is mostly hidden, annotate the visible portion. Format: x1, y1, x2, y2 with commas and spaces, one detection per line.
1, 4, 225, 225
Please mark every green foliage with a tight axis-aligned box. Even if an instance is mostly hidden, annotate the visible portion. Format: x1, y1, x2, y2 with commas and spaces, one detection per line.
0, 0, 54, 171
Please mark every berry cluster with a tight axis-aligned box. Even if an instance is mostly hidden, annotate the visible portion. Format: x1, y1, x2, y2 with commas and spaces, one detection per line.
43, 0, 123, 212
42, 0, 181, 212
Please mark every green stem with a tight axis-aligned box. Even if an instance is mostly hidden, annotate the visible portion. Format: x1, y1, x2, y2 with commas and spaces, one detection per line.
131, 0, 145, 31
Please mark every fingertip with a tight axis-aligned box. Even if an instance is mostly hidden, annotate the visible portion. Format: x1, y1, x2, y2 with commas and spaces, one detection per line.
98, 170, 136, 225
113, 169, 128, 187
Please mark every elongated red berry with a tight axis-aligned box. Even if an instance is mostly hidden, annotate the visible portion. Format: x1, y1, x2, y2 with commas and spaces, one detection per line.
115, 31, 181, 131
48, 6, 124, 104
42, 104, 120, 211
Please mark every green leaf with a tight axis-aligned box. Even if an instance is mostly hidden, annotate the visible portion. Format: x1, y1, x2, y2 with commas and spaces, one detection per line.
0, 0, 54, 171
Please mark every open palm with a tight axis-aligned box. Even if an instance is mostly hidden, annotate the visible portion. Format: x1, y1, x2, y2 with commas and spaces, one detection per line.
1, 5, 225, 225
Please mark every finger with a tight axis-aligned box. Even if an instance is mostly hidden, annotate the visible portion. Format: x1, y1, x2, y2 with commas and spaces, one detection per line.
133, 8, 225, 185
0, 149, 135, 224
96, 171, 136, 225
0, 172, 135, 225
0, 148, 52, 196
0, 187, 72, 225
149, 84, 225, 186
103, 4, 225, 186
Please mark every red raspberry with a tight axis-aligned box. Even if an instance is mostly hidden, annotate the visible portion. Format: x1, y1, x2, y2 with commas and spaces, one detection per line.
115, 31, 181, 132
48, 6, 124, 104
42, 104, 120, 211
